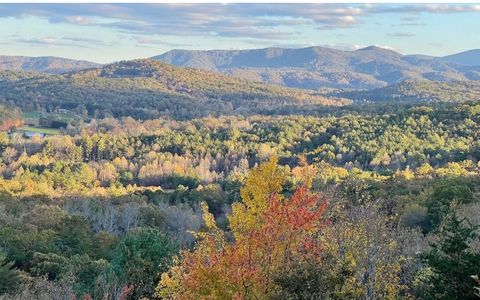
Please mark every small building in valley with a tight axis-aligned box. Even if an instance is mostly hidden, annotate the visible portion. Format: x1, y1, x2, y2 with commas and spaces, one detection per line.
23, 131, 46, 139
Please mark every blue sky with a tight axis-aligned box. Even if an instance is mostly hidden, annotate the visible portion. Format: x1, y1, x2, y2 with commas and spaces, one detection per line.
0, 3, 479, 63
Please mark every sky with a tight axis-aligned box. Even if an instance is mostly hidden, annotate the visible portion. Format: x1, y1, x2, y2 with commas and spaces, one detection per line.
0, 3, 479, 63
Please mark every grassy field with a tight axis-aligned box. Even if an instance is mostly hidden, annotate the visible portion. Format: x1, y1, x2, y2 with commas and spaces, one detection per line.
21, 110, 77, 135
22, 111, 44, 119
18, 126, 61, 135
54, 112, 75, 122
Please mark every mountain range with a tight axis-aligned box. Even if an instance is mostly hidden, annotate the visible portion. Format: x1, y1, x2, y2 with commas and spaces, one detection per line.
153, 46, 480, 90
0, 46, 479, 116
0, 55, 99, 74
1, 47, 479, 91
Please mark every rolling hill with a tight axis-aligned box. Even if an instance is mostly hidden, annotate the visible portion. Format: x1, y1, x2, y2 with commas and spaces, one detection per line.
338, 80, 480, 103
153, 46, 480, 90
0, 55, 99, 74
0, 59, 348, 120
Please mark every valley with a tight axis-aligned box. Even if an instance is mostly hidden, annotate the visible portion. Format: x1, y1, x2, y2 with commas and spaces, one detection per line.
1, 40, 480, 300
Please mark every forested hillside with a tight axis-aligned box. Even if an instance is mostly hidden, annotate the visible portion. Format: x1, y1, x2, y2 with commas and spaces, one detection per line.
1, 101, 480, 298
0, 60, 347, 120
340, 80, 480, 102
0, 55, 99, 74
154, 46, 480, 90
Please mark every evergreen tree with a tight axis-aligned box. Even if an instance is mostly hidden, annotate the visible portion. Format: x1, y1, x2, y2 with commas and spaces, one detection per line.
0, 254, 21, 295
112, 228, 179, 298
421, 212, 480, 299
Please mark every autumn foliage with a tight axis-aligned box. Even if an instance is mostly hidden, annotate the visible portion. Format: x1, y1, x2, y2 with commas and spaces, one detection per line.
0, 103, 23, 131
156, 157, 328, 299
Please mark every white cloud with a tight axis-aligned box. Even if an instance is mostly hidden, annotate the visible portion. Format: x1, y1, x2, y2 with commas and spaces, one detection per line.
64, 15, 94, 25
0, 4, 479, 42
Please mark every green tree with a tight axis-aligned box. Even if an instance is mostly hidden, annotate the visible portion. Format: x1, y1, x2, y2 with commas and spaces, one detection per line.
56, 215, 94, 256
421, 212, 480, 299
112, 228, 178, 298
0, 253, 21, 295
426, 179, 474, 230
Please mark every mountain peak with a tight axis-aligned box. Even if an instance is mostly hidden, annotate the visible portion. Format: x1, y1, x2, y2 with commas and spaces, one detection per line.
356, 45, 400, 54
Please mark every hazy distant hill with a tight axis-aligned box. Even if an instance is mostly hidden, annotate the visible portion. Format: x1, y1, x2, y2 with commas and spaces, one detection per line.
440, 49, 480, 67
0, 59, 347, 119
0, 55, 99, 74
339, 80, 480, 103
153, 46, 479, 90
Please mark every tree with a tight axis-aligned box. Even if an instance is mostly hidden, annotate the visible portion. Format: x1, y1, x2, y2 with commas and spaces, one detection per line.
112, 228, 178, 298
57, 215, 95, 256
272, 198, 413, 300
420, 212, 480, 299
157, 158, 328, 299
229, 156, 288, 239
426, 179, 474, 230
0, 254, 21, 295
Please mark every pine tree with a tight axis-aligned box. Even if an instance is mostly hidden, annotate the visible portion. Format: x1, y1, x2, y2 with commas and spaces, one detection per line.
422, 212, 480, 299
0, 254, 21, 295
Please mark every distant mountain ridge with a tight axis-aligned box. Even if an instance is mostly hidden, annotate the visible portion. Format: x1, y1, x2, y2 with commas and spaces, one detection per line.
0, 55, 99, 74
338, 80, 480, 103
440, 49, 480, 67
153, 46, 480, 90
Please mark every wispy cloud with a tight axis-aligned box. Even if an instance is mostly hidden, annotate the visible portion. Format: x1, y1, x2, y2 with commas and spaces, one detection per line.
48, 13, 95, 25
397, 16, 426, 26
369, 4, 480, 14
0, 4, 479, 43
388, 32, 416, 38
132, 36, 191, 48
62, 36, 114, 47
12, 35, 113, 48
14, 36, 88, 48
399, 22, 426, 26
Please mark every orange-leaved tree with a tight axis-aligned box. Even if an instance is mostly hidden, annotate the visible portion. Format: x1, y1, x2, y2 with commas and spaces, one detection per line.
156, 157, 328, 299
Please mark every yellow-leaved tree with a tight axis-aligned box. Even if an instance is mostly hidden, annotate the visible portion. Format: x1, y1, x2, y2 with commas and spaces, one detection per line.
229, 155, 288, 239
156, 156, 328, 299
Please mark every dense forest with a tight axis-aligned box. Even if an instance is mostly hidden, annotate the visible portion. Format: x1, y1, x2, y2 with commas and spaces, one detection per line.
1, 91, 480, 299
340, 80, 480, 103
0, 60, 346, 120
